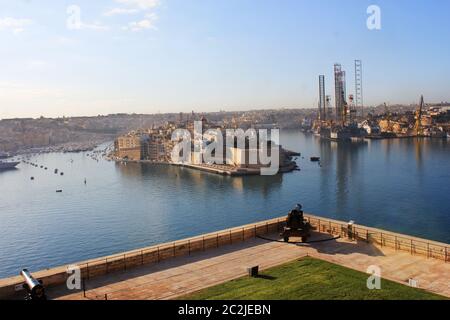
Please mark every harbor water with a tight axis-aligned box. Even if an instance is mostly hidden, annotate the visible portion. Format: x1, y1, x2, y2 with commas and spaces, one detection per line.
0, 130, 449, 278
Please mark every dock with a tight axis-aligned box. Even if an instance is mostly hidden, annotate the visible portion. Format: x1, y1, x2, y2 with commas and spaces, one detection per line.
174, 163, 260, 176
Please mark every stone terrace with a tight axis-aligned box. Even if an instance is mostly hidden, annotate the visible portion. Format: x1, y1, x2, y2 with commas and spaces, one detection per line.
47, 232, 450, 300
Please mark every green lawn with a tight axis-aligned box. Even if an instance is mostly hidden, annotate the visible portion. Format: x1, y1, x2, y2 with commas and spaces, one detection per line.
181, 257, 445, 300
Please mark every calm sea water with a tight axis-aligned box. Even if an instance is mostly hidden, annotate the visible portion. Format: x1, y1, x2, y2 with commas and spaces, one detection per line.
0, 130, 449, 277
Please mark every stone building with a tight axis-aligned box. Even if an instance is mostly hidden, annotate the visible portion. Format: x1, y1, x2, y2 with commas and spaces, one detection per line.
114, 134, 143, 161
115, 132, 170, 162
146, 135, 166, 161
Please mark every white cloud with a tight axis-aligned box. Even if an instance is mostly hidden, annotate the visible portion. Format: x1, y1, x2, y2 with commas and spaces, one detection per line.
123, 17, 157, 32
120, 4, 159, 32
0, 17, 32, 34
103, 8, 139, 17
109, 0, 161, 32
66, 5, 110, 32
115, 0, 160, 10
145, 12, 158, 19
79, 22, 110, 31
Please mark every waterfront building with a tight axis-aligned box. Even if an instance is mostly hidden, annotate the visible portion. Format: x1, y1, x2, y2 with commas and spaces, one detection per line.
226, 142, 288, 169
115, 131, 172, 162
146, 134, 166, 161
114, 134, 144, 161
359, 120, 380, 135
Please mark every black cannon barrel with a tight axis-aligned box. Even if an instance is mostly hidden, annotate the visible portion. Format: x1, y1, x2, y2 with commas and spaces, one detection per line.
20, 269, 46, 300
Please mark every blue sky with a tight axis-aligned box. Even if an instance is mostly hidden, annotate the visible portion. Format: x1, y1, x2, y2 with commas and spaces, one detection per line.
0, 0, 449, 118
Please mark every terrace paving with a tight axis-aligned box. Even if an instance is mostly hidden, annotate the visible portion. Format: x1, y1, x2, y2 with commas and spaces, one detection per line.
47, 232, 450, 300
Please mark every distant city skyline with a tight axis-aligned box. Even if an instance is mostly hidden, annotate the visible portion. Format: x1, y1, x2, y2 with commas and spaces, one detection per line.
1, 0, 450, 119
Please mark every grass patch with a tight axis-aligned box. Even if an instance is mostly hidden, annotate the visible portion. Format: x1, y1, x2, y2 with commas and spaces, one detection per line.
181, 257, 445, 300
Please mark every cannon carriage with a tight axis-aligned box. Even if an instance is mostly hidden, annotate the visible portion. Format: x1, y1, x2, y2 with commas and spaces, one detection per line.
281, 204, 313, 243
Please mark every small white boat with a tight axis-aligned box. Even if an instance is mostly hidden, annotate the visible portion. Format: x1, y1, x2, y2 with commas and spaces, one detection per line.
0, 161, 20, 170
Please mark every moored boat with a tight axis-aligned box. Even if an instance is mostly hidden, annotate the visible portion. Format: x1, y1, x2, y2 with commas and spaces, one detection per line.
0, 161, 20, 170
0, 152, 11, 160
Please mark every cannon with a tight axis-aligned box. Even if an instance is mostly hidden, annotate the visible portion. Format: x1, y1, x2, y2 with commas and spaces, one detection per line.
20, 269, 47, 300
280, 204, 313, 243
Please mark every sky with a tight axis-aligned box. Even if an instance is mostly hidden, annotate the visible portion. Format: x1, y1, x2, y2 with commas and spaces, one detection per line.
0, 0, 450, 118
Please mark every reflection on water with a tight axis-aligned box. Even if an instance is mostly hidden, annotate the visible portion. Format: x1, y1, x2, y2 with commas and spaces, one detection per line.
115, 162, 284, 197
335, 141, 366, 215
280, 131, 449, 241
0, 130, 448, 277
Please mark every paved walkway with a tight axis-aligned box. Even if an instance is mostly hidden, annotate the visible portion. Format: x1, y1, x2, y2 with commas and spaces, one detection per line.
47, 232, 450, 300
